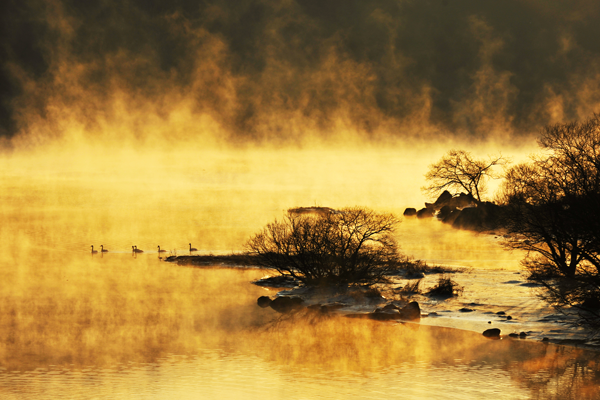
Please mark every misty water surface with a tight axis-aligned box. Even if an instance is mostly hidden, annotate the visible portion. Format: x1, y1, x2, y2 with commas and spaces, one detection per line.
3, 1, 600, 398
0, 148, 599, 399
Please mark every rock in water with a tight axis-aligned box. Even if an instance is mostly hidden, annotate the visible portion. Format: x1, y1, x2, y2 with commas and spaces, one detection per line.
452, 202, 501, 231
257, 296, 272, 308
403, 208, 417, 217
417, 208, 434, 219
269, 296, 304, 313
482, 328, 501, 338
370, 309, 401, 321
398, 301, 421, 321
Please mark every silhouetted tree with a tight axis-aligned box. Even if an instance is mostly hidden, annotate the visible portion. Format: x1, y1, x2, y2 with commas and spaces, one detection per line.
422, 149, 506, 202
246, 207, 402, 286
498, 114, 600, 328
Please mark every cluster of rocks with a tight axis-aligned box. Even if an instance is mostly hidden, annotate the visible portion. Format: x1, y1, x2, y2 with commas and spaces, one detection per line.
258, 294, 542, 341
352, 301, 421, 321
257, 295, 422, 322
404, 190, 502, 231
257, 295, 305, 313
482, 328, 530, 339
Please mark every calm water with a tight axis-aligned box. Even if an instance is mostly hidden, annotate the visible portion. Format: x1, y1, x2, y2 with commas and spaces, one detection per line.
1, 148, 600, 399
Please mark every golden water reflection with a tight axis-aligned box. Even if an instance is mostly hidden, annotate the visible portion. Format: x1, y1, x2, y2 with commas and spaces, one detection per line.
1, 148, 599, 399
0, 246, 599, 399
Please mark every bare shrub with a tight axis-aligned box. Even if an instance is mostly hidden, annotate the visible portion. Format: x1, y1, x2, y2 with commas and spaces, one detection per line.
399, 279, 422, 295
246, 207, 403, 286
427, 276, 463, 297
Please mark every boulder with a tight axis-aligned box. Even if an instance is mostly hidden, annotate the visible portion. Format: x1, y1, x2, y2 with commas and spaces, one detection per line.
368, 301, 420, 321
398, 301, 421, 321
452, 202, 501, 231
434, 190, 453, 206
403, 208, 417, 217
269, 296, 304, 313
482, 328, 501, 338
417, 207, 434, 219
447, 193, 477, 209
437, 205, 454, 221
381, 303, 400, 311
370, 309, 401, 321
427, 191, 476, 213
257, 296, 272, 308
441, 209, 461, 225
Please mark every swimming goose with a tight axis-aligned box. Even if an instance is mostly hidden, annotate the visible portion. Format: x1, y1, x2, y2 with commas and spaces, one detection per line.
189, 243, 197, 253
132, 246, 144, 253
158, 246, 166, 253
91, 245, 98, 254
101, 245, 108, 253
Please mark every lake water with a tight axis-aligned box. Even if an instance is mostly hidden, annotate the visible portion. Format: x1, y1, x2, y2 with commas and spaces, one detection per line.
1, 146, 600, 399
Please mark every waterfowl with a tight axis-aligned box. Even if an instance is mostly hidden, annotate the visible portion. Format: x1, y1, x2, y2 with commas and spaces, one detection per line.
101, 245, 108, 253
132, 246, 144, 253
189, 243, 197, 253
158, 246, 166, 253
91, 245, 98, 254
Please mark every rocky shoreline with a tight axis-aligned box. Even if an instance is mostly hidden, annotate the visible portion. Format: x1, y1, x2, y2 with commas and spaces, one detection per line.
165, 255, 599, 348
251, 278, 600, 347
251, 278, 522, 340
404, 190, 503, 232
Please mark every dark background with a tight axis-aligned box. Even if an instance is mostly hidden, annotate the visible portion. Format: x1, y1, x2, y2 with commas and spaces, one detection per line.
2, 0, 600, 143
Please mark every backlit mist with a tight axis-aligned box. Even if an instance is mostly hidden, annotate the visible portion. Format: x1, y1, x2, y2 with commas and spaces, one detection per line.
2, 1, 600, 399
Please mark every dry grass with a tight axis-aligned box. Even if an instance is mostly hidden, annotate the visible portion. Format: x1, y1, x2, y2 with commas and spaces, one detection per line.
427, 275, 464, 297
398, 279, 422, 295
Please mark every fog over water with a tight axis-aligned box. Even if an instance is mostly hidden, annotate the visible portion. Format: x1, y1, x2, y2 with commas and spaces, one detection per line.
1, 145, 600, 399
3, 1, 600, 399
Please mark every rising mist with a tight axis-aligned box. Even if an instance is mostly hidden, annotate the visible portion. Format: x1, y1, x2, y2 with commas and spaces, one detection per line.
2, 0, 600, 150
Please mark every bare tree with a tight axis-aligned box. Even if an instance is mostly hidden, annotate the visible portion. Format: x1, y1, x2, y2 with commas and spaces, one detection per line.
498, 114, 600, 328
499, 115, 600, 276
499, 163, 600, 278
246, 207, 402, 286
422, 149, 507, 202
